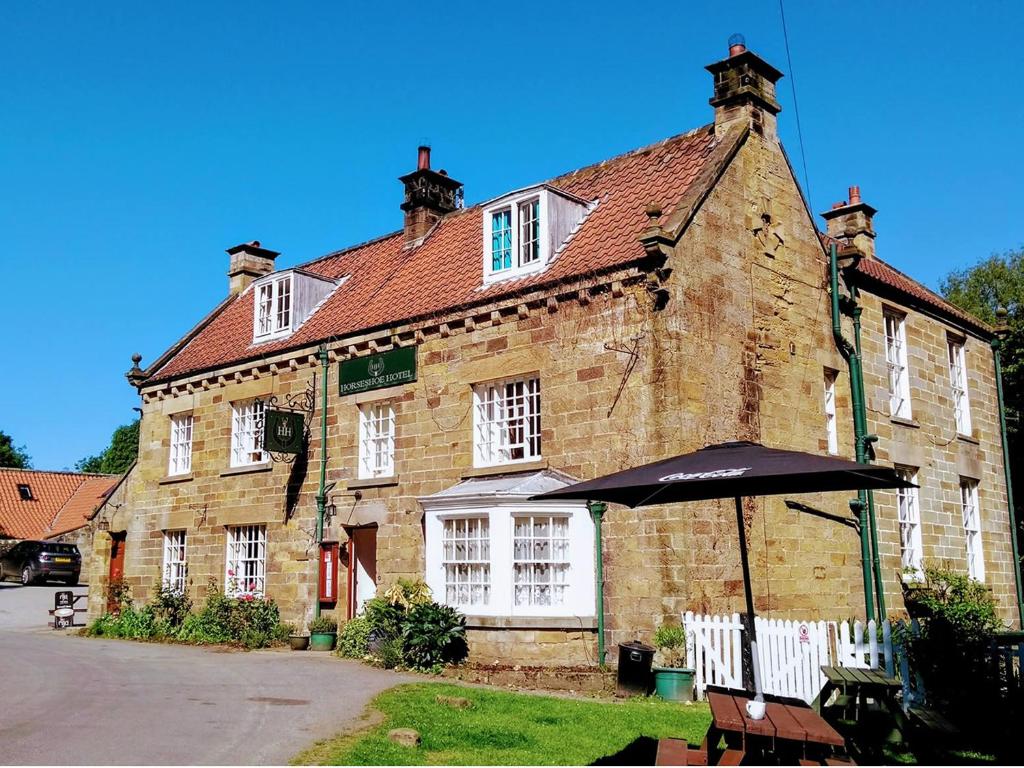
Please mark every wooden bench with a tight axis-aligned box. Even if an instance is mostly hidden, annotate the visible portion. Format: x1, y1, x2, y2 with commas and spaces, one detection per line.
718, 749, 744, 765
907, 706, 960, 738
656, 738, 689, 766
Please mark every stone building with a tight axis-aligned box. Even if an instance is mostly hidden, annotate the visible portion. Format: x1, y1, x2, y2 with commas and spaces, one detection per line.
86, 41, 1020, 663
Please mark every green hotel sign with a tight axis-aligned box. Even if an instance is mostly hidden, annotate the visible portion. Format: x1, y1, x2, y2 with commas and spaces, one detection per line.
339, 347, 417, 396
263, 409, 305, 454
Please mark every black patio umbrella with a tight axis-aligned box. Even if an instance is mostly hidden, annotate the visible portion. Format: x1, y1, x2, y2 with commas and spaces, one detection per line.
531, 440, 914, 710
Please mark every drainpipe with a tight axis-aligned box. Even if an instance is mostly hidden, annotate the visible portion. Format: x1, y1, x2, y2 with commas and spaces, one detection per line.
992, 321, 1024, 626
851, 301, 886, 619
588, 500, 607, 666
314, 344, 330, 620
830, 243, 876, 621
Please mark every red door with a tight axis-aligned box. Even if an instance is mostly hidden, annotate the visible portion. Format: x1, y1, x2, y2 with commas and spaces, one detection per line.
107, 532, 127, 613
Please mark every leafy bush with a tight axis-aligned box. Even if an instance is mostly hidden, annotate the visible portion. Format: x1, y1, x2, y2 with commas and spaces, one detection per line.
337, 616, 372, 658
364, 596, 404, 639
383, 578, 433, 610
402, 602, 468, 671
653, 622, 687, 668
85, 605, 164, 640
899, 566, 1002, 717
375, 635, 405, 670
151, 581, 192, 628
309, 616, 338, 634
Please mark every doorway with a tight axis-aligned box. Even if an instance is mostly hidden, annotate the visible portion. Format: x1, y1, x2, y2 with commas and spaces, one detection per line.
106, 532, 127, 613
347, 526, 377, 618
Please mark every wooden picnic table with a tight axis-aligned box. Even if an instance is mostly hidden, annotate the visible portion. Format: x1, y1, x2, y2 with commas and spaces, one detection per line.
701, 690, 849, 765
816, 666, 901, 718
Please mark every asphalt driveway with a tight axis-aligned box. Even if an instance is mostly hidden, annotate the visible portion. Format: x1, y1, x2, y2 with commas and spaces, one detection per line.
0, 582, 411, 764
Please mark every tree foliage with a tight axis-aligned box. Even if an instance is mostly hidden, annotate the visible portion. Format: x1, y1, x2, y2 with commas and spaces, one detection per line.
0, 431, 31, 469
941, 248, 1024, 529
76, 420, 139, 474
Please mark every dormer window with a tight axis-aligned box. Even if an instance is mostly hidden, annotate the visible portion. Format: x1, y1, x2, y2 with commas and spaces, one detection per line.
482, 186, 592, 284
251, 269, 341, 345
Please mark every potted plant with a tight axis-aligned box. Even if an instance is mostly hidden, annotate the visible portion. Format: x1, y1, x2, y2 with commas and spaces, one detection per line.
285, 623, 309, 651
652, 622, 695, 702
309, 616, 338, 651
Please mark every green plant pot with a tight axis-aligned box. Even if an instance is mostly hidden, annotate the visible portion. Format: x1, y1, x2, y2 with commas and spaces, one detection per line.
653, 666, 695, 702
310, 632, 337, 651
289, 635, 310, 651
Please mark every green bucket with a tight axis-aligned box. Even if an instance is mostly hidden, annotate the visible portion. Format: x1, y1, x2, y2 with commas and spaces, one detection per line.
310, 632, 337, 651
653, 667, 695, 702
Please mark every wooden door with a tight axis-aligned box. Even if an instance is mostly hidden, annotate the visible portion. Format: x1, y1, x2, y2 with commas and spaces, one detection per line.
347, 527, 377, 618
106, 532, 127, 613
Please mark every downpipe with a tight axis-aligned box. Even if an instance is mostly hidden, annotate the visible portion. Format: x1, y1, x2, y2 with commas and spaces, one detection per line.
992, 331, 1024, 626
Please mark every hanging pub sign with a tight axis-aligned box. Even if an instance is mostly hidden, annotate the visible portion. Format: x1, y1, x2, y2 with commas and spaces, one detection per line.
263, 409, 305, 454
339, 346, 417, 396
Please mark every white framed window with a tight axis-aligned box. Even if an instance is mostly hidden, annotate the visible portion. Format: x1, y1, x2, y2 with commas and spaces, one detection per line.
424, 500, 594, 618
884, 310, 912, 419
230, 399, 266, 467
358, 402, 396, 479
162, 530, 187, 594
168, 413, 194, 476
226, 524, 267, 597
442, 517, 491, 608
473, 376, 541, 467
483, 194, 547, 282
960, 479, 984, 582
895, 467, 923, 580
947, 338, 972, 436
823, 370, 838, 455
254, 274, 292, 341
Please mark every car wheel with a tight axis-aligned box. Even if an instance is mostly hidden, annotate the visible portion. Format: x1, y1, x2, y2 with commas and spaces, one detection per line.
20, 566, 34, 586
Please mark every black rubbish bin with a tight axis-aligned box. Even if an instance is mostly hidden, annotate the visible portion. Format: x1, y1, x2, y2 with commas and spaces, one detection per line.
616, 640, 656, 697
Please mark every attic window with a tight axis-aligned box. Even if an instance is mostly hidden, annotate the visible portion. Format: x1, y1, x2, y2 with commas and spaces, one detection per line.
255, 274, 292, 340
17, 484, 33, 501
482, 186, 593, 285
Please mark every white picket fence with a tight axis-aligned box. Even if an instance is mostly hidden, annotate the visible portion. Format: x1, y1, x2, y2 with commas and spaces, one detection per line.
683, 611, 893, 704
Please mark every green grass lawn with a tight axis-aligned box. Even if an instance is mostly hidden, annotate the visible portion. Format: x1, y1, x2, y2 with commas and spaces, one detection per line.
296, 682, 711, 766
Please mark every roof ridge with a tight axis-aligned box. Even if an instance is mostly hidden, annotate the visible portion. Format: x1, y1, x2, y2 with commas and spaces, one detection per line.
0, 468, 116, 478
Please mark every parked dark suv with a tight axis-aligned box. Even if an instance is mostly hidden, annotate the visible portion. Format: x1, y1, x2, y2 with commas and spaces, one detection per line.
0, 541, 81, 586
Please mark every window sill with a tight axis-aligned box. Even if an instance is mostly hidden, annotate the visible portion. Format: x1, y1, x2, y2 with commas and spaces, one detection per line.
956, 433, 980, 445
347, 475, 400, 490
220, 463, 272, 477
890, 416, 920, 429
464, 615, 597, 630
158, 473, 193, 485
462, 459, 549, 480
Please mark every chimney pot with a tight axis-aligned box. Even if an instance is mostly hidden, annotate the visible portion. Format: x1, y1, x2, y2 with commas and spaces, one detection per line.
417, 145, 431, 171
728, 33, 746, 57
848, 186, 861, 205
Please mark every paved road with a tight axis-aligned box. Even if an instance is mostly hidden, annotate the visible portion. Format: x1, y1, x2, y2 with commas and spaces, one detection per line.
0, 582, 411, 764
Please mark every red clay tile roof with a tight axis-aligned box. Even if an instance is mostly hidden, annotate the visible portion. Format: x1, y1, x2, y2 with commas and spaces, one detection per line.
149, 125, 720, 382
850, 255, 992, 335
0, 469, 117, 540
46, 476, 119, 537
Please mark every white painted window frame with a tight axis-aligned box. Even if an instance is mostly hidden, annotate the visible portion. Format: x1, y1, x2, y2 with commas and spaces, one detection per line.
424, 499, 594, 619
895, 467, 923, 581
226, 524, 267, 597
253, 274, 293, 342
441, 516, 491, 609
358, 401, 396, 479
162, 530, 187, 594
960, 478, 985, 582
230, 399, 266, 468
884, 310, 912, 419
823, 370, 838, 455
947, 338, 972, 436
483, 192, 549, 283
472, 376, 542, 468
168, 412, 194, 476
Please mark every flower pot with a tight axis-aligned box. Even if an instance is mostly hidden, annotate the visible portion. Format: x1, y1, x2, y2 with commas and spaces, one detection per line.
653, 666, 695, 702
289, 635, 310, 651
310, 632, 337, 651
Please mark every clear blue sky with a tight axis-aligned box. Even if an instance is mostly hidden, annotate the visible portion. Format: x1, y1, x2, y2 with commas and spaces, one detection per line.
2, 2, 1022, 471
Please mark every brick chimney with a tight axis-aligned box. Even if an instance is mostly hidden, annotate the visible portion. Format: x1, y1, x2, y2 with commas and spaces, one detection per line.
226, 240, 279, 295
705, 34, 784, 139
399, 146, 463, 245
820, 186, 877, 259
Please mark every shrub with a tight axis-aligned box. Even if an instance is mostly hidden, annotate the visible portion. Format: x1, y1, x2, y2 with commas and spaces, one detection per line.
337, 616, 372, 658
383, 578, 433, 610
151, 580, 192, 628
899, 565, 1002, 718
309, 616, 338, 634
374, 635, 405, 670
654, 622, 687, 668
364, 596, 404, 639
401, 601, 468, 671
85, 605, 164, 640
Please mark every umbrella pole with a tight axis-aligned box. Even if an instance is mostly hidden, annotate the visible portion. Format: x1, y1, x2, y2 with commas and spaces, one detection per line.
734, 496, 764, 703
